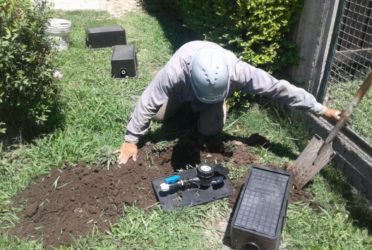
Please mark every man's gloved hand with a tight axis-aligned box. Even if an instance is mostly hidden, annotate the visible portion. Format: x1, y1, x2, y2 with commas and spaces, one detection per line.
118, 142, 138, 165
323, 107, 342, 122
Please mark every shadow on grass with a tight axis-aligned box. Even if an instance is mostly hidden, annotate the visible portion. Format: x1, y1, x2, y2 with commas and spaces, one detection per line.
141, 1, 199, 52
1, 102, 65, 147
320, 166, 372, 234
141, 103, 298, 171
224, 133, 298, 160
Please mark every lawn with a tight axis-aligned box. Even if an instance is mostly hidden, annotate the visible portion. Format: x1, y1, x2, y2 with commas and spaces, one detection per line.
0, 8, 371, 249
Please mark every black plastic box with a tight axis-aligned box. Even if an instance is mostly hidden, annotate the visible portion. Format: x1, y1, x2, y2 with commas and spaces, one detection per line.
111, 45, 137, 78
86, 25, 126, 48
230, 165, 291, 250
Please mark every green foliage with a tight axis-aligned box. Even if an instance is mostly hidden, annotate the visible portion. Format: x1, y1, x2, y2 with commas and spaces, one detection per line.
159, 0, 303, 73
233, 0, 303, 72
0, 0, 59, 138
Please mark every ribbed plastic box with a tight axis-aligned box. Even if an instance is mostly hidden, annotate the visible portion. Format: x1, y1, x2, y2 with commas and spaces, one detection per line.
111, 45, 137, 78
86, 25, 126, 48
230, 165, 291, 250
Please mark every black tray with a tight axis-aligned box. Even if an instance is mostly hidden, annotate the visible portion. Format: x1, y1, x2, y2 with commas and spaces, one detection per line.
152, 168, 232, 211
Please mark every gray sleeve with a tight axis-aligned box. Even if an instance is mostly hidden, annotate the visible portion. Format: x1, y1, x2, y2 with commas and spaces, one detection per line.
125, 60, 182, 144
236, 61, 327, 115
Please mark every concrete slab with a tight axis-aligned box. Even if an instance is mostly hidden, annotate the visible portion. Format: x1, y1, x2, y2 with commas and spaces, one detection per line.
48, 0, 142, 16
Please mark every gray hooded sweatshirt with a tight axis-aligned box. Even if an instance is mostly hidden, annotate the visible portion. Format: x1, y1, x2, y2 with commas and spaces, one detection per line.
125, 41, 326, 144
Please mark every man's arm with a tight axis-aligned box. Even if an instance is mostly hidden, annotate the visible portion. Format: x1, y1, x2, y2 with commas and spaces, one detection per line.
119, 57, 183, 164
236, 61, 329, 115
125, 67, 174, 144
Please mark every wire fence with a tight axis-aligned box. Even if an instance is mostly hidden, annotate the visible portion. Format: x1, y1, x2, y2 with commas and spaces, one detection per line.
324, 0, 372, 143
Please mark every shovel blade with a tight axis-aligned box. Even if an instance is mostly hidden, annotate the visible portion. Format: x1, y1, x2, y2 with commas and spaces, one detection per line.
289, 135, 335, 190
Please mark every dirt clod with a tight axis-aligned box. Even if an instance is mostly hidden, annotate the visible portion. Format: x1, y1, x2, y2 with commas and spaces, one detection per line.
24, 203, 39, 218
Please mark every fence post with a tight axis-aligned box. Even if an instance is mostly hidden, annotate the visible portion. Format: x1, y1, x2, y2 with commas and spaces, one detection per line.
317, 0, 346, 102
290, 0, 340, 97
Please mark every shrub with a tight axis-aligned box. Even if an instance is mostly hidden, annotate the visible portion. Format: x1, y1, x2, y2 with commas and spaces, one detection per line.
0, 0, 60, 139
159, 0, 303, 73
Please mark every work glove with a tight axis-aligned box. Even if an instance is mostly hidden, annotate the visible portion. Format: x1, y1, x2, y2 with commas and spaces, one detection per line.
118, 142, 138, 165
323, 107, 341, 122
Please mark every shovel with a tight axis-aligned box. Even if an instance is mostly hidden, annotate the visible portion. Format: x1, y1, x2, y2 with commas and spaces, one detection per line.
289, 71, 372, 190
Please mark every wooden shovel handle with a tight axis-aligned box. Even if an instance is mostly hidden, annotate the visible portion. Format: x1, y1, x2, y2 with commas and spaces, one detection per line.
324, 71, 372, 145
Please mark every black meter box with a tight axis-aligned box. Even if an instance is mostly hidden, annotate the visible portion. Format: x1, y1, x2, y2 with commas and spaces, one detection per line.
86, 25, 126, 48
111, 45, 137, 78
230, 165, 291, 250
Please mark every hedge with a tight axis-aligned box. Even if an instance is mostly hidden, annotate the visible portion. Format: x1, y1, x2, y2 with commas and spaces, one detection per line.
0, 0, 60, 139
159, 0, 303, 73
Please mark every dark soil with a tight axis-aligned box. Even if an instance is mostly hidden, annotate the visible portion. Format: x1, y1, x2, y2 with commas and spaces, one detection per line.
9, 136, 317, 248
9, 139, 256, 248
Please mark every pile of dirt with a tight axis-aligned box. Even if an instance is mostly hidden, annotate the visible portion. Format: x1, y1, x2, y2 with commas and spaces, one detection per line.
9, 140, 256, 248
9, 136, 317, 248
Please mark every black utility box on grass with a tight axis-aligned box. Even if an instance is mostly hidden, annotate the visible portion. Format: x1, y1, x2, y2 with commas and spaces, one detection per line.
86, 25, 126, 48
111, 45, 137, 78
230, 165, 291, 250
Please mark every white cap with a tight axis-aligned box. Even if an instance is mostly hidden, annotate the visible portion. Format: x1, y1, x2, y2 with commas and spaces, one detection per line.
160, 183, 170, 192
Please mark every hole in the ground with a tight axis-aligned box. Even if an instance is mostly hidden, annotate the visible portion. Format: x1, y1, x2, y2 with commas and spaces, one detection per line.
170, 140, 234, 170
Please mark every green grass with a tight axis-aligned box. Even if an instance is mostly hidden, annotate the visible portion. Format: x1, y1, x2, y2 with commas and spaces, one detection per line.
284, 167, 371, 249
0, 10, 371, 249
326, 78, 372, 144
